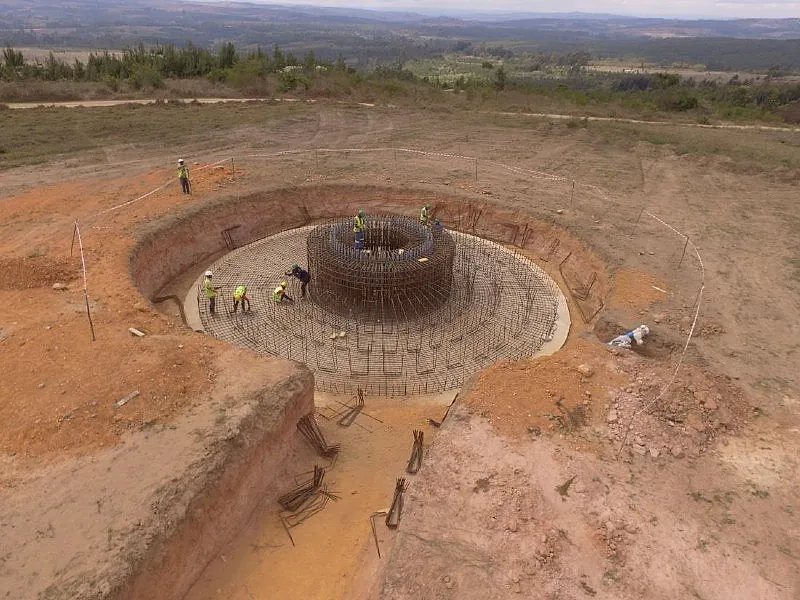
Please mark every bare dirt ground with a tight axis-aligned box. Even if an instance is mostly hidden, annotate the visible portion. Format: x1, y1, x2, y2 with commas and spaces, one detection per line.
0, 101, 798, 599
184, 392, 454, 600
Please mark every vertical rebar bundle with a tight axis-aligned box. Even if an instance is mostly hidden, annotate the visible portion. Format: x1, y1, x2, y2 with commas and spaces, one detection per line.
297, 414, 340, 458
385, 478, 408, 529
405, 430, 424, 474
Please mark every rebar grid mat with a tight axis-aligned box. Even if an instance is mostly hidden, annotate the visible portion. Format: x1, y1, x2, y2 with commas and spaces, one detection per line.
198, 221, 564, 396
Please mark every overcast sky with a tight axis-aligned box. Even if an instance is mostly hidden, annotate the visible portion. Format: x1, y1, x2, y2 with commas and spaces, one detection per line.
241, 1, 800, 19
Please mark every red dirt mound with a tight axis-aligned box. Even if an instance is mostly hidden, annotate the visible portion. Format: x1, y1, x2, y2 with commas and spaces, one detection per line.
0, 255, 79, 289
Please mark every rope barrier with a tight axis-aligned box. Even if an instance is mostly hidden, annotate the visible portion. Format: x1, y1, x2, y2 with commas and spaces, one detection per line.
73, 220, 96, 341
70, 147, 706, 435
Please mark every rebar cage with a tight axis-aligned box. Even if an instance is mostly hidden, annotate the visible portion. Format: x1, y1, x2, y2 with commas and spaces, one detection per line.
198, 218, 565, 396
308, 215, 455, 322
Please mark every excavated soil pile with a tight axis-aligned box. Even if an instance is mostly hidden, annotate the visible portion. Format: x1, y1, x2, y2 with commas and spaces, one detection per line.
467, 338, 626, 439
0, 255, 79, 289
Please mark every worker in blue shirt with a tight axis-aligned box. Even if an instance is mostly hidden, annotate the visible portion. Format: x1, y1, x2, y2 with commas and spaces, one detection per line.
285, 264, 312, 298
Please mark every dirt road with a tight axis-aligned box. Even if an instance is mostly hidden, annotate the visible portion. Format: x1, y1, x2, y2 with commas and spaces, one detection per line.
5, 96, 799, 134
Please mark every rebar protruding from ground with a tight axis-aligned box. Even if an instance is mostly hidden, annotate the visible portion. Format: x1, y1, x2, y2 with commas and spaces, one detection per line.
385, 478, 409, 529
338, 387, 365, 427
279, 483, 341, 546
297, 413, 340, 458
405, 429, 424, 474
278, 465, 325, 512
370, 510, 388, 558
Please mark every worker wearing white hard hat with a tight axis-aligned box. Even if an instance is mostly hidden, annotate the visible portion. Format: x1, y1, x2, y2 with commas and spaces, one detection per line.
203, 271, 221, 314
178, 158, 191, 194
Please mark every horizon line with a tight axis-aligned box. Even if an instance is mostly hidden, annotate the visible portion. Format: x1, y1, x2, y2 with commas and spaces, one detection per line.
199, 1, 800, 21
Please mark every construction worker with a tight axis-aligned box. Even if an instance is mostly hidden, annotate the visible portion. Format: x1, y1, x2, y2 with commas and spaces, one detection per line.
233, 284, 250, 313
353, 209, 366, 249
609, 325, 650, 348
433, 218, 444, 233
178, 158, 191, 194
420, 203, 432, 226
285, 264, 311, 298
203, 271, 221, 315
273, 281, 293, 303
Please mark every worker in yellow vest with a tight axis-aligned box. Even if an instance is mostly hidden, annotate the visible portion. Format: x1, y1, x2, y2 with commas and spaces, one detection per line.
203, 270, 221, 315
353, 209, 366, 249
273, 281, 293, 303
419, 204, 431, 226
178, 158, 191, 194
233, 284, 250, 313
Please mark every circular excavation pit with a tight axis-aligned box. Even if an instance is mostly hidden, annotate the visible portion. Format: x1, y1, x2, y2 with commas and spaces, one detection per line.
198, 215, 569, 396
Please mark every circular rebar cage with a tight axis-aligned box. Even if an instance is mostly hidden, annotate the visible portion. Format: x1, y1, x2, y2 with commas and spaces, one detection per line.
198, 218, 567, 396
308, 216, 455, 321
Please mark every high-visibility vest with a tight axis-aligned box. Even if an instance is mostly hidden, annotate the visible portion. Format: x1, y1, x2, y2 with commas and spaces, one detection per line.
420, 206, 430, 224
273, 286, 285, 302
234, 285, 247, 300
204, 277, 216, 298
353, 215, 366, 233
178, 166, 189, 179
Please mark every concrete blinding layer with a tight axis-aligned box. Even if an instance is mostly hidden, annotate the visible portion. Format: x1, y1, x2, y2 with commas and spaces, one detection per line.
198, 219, 569, 396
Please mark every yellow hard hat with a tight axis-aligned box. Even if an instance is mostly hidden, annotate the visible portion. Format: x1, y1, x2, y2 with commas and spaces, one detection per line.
281, 281, 288, 288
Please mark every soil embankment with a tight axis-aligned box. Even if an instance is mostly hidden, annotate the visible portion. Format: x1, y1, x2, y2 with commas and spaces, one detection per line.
132, 183, 609, 311
0, 344, 314, 600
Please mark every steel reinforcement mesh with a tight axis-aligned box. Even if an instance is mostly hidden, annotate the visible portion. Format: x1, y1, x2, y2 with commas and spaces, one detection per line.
307, 216, 455, 321
198, 222, 563, 396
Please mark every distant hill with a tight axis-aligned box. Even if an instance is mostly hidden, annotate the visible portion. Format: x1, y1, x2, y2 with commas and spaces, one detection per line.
1, 0, 799, 70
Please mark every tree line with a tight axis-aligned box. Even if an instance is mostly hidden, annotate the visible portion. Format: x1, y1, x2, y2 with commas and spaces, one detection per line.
2, 40, 800, 122
0, 42, 342, 89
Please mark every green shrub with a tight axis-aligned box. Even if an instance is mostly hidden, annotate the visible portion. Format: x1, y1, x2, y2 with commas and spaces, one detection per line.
128, 64, 164, 90
277, 70, 310, 93
227, 59, 266, 89
206, 68, 228, 84
658, 90, 699, 111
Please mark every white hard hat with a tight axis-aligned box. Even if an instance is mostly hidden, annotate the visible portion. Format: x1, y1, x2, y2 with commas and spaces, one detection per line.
205, 270, 213, 277
178, 158, 184, 164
